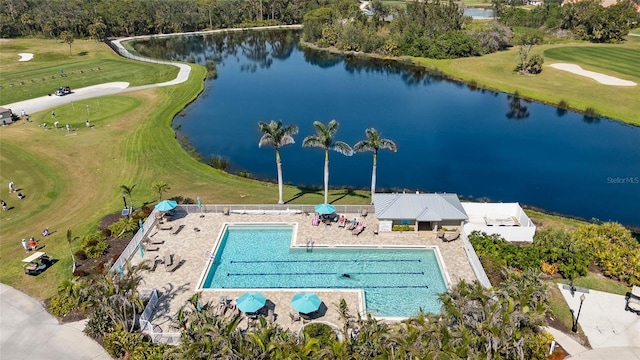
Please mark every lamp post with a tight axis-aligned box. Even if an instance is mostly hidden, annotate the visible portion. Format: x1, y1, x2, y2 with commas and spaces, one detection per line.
571, 293, 586, 333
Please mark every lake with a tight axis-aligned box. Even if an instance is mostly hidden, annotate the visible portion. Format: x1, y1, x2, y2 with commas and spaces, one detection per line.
132, 30, 640, 227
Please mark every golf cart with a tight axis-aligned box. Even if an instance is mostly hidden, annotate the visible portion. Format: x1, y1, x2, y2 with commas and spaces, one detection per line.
22, 251, 53, 275
54, 86, 71, 96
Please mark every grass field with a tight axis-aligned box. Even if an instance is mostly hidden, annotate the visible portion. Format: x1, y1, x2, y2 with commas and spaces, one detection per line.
544, 47, 640, 78
0, 39, 178, 104
524, 209, 587, 232
411, 39, 640, 125
0, 40, 369, 299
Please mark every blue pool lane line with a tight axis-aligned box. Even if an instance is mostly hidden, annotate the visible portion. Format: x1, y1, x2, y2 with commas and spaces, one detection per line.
230, 259, 422, 264
227, 271, 425, 276
218, 285, 429, 289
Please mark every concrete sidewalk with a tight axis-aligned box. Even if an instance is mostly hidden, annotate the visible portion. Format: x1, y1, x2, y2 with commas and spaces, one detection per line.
0, 283, 111, 360
558, 284, 640, 349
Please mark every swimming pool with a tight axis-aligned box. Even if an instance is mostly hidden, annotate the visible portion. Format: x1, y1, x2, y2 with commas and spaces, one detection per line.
199, 224, 448, 317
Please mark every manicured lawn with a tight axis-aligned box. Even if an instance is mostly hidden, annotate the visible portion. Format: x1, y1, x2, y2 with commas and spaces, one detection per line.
0, 42, 369, 298
525, 209, 587, 232
555, 273, 630, 296
544, 47, 640, 78
410, 41, 640, 125
0, 39, 178, 104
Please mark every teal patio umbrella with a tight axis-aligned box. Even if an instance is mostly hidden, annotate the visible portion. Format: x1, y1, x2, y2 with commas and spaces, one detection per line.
291, 292, 322, 314
197, 196, 202, 209
236, 292, 267, 313
155, 200, 177, 212
314, 203, 336, 215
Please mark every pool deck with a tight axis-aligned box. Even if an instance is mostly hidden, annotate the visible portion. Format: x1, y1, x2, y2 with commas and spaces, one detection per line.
130, 211, 477, 334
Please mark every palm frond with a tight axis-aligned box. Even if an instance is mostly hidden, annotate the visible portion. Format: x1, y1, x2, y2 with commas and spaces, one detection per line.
332, 141, 354, 156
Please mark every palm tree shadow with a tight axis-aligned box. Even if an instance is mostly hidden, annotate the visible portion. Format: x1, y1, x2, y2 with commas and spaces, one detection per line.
284, 186, 323, 204
330, 188, 368, 203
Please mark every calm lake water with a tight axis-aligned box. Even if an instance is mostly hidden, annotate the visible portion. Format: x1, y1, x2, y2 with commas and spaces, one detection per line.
132, 31, 640, 227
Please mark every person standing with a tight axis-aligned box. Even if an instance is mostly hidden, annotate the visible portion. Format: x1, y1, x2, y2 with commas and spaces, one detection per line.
8, 181, 14, 193
66, 124, 70, 132
29, 237, 36, 251
21, 239, 29, 252
1, 200, 6, 211
85, 119, 90, 127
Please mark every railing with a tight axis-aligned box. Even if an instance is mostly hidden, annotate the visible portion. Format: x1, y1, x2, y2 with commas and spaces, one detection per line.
178, 204, 375, 215
461, 230, 492, 288
138, 288, 181, 344
109, 211, 157, 273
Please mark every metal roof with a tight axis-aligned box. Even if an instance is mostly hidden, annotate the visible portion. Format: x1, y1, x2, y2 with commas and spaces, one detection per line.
373, 193, 468, 221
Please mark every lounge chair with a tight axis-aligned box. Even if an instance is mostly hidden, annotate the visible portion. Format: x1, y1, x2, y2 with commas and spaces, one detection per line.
312, 214, 319, 226
172, 224, 185, 235
289, 312, 301, 323
164, 250, 172, 267
352, 222, 365, 236
268, 308, 276, 323
150, 256, 163, 272
143, 242, 160, 252
158, 225, 173, 231
347, 218, 358, 230
627, 286, 640, 313
338, 216, 346, 227
166, 255, 182, 272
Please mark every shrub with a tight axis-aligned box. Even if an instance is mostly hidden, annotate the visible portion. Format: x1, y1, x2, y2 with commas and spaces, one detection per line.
584, 107, 600, 119
206, 155, 229, 170
74, 249, 87, 261
108, 218, 138, 239
303, 323, 337, 347
540, 261, 559, 275
48, 293, 78, 316
392, 224, 412, 231
80, 232, 108, 259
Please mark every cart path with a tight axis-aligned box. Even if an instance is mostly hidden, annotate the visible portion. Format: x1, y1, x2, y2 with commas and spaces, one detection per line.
1, 25, 302, 115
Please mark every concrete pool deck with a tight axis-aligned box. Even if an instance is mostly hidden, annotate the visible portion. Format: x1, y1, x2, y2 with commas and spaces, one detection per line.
130, 211, 477, 334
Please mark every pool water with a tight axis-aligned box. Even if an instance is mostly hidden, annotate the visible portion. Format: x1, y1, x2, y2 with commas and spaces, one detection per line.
202, 225, 448, 317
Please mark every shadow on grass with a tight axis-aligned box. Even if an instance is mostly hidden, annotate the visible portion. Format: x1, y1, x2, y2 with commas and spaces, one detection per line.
284, 187, 323, 204
330, 188, 368, 203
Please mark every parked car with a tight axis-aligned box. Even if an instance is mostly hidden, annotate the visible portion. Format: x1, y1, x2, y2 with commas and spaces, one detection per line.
54, 86, 71, 96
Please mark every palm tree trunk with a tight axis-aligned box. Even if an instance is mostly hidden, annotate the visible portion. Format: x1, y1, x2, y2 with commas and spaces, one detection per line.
324, 150, 329, 204
371, 153, 377, 204
276, 150, 284, 205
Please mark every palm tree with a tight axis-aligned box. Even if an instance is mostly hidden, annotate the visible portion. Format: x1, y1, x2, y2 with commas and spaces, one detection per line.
302, 120, 353, 204
120, 184, 136, 211
66, 229, 78, 274
152, 181, 170, 201
258, 120, 299, 204
353, 128, 397, 204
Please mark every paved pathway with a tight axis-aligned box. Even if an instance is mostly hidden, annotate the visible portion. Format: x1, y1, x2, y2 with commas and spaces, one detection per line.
0, 283, 111, 360
558, 284, 640, 349
1, 25, 302, 115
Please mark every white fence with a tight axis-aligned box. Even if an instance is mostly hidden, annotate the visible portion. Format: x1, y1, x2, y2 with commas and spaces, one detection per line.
461, 230, 492, 288
139, 288, 181, 344
180, 203, 375, 215
109, 211, 157, 273
461, 202, 536, 242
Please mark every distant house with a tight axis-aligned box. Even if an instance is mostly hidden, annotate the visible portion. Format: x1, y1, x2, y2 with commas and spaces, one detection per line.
373, 193, 469, 232
461, 202, 536, 242
0, 107, 13, 125
528, 0, 544, 5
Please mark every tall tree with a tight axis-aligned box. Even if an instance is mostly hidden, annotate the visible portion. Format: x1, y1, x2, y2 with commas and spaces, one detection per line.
61, 30, 74, 55
120, 184, 136, 211
152, 181, 170, 201
354, 128, 397, 203
258, 120, 299, 204
302, 120, 353, 204
66, 229, 78, 274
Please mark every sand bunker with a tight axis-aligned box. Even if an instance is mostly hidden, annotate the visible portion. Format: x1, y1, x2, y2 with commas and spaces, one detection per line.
18, 53, 34, 62
550, 63, 636, 87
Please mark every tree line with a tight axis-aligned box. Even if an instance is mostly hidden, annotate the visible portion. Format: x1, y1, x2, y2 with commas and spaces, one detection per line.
0, 0, 351, 39
495, 0, 639, 43
303, 0, 514, 59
